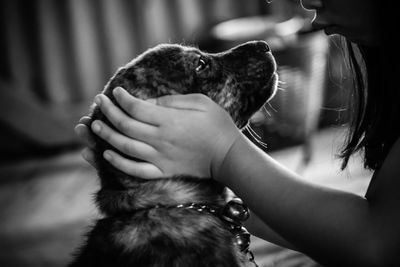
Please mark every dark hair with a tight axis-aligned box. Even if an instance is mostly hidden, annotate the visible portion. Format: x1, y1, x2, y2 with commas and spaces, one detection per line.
339, 37, 400, 170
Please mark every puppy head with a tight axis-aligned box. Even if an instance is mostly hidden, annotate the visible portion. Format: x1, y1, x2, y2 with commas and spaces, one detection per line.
90, 41, 277, 186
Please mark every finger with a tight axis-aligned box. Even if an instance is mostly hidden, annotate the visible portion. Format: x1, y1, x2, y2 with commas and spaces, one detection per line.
113, 87, 170, 125
81, 147, 97, 168
147, 94, 212, 111
103, 150, 164, 179
95, 93, 156, 141
75, 124, 96, 148
78, 116, 92, 126
91, 120, 157, 160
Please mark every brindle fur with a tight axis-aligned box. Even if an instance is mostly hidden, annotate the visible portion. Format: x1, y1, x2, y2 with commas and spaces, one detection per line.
70, 41, 277, 267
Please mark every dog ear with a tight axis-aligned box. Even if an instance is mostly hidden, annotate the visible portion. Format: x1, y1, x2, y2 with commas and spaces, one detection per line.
102, 66, 139, 102
88, 66, 145, 198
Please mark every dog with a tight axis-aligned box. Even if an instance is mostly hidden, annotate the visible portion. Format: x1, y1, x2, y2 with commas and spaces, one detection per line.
70, 40, 278, 267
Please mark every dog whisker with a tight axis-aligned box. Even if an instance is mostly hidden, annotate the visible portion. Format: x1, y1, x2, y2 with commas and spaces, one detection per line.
246, 124, 262, 139
245, 124, 268, 149
262, 105, 272, 117
321, 106, 347, 111
266, 102, 277, 113
277, 80, 286, 85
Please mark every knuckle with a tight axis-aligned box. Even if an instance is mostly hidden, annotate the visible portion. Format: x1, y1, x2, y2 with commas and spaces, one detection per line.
100, 128, 111, 141
94, 123, 111, 140
157, 95, 173, 106
152, 132, 164, 147
195, 93, 208, 101
137, 167, 156, 180
193, 94, 211, 105
122, 142, 135, 155
121, 162, 141, 177
168, 116, 179, 127
126, 101, 138, 115
100, 100, 112, 114
116, 120, 131, 133
133, 168, 145, 178
159, 133, 176, 149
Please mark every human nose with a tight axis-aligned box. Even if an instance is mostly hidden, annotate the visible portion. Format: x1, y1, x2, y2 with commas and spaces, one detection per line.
300, 0, 323, 10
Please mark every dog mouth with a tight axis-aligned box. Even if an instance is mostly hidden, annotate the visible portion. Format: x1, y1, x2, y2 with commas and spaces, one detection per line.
235, 71, 278, 129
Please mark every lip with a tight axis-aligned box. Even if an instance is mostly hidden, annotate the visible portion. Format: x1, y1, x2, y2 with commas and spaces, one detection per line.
311, 20, 330, 30
311, 20, 340, 34
323, 25, 340, 35
323, 27, 335, 35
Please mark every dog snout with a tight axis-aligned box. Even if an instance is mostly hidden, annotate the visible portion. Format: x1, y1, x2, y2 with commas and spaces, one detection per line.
251, 40, 271, 53
233, 40, 271, 54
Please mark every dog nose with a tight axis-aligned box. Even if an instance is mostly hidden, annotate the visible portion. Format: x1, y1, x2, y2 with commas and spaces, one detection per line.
239, 40, 270, 53
254, 41, 271, 53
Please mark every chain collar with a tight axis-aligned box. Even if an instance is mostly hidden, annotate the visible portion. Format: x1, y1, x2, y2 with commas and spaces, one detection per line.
131, 200, 258, 267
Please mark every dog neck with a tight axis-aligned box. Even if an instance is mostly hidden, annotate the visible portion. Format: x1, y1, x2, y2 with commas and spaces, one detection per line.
116, 200, 259, 267
96, 176, 226, 216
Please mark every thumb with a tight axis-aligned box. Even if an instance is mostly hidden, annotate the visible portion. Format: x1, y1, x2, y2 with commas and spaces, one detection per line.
147, 94, 213, 111
81, 147, 97, 168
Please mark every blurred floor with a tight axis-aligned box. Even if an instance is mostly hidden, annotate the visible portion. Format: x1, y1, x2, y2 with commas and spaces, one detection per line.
0, 126, 372, 267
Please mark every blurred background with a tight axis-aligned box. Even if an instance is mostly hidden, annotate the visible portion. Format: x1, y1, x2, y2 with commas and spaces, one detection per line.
0, 0, 372, 266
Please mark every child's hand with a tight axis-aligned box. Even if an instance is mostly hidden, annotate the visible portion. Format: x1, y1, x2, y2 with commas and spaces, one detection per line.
89, 87, 241, 179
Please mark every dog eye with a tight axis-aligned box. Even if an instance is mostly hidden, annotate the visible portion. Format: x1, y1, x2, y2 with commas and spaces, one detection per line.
195, 57, 208, 72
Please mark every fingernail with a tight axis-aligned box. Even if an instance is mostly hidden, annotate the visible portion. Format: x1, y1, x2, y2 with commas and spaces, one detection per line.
104, 151, 112, 161
113, 87, 123, 96
91, 121, 101, 133
74, 125, 82, 136
82, 148, 90, 161
79, 116, 91, 124
94, 95, 102, 106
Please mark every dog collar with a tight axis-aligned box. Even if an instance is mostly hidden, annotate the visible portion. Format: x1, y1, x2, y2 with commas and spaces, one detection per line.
132, 199, 258, 267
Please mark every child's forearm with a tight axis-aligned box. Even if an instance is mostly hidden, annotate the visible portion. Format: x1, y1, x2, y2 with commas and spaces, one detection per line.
216, 133, 396, 266
244, 210, 297, 251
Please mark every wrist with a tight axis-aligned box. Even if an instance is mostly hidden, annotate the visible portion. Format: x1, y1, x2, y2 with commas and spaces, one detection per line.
211, 132, 247, 184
